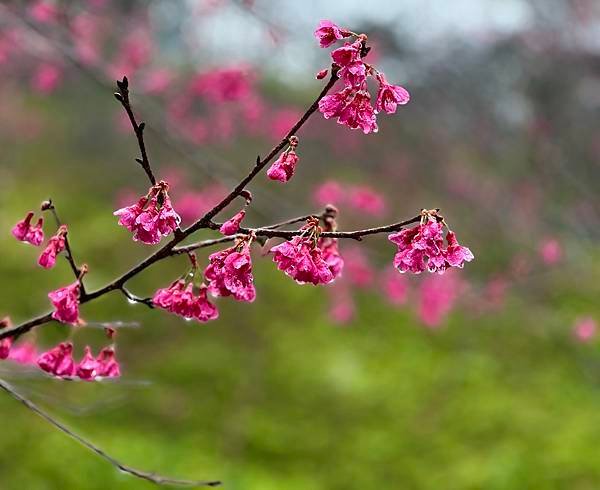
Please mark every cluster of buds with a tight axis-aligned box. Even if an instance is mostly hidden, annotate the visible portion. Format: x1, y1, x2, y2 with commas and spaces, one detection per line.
315, 20, 410, 133
388, 210, 474, 274
114, 180, 181, 244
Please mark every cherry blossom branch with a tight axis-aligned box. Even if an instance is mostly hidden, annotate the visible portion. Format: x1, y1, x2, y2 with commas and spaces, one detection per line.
0, 378, 221, 487
113, 77, 157, 186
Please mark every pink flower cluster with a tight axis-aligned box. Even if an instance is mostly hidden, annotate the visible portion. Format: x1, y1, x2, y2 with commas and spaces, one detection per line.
153, 280, 218, 322
270, 220, 341, 286
37, 342, 120, 380
315, 20, 410, 134
389, 216, 474, 274
114, 181, 181, 244
204, 241, 256, 302
48, 281, 82, 325
38, 225, 67, 269
12, 211, 44, 245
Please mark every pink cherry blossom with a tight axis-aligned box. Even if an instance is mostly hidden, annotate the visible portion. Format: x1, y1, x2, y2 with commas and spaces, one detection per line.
205, 242, 256, 302
539, 238, 563, 265
25, 217, 45, 246
8, 341, 38, 365
37, 342, 75, 378
318, 237, 344, 280
29, 1, 59, 24
267, 149, 299, 183
328, 286, 355, 324
313, 180, 344, 207
38, 225, 67, 269
443, 231, 474, 270
114, 181, 181, 244
270, 227, 335, 286
375, 73, 410, 114
96, 347, 121, 378
220, 210, 246, 236
339, 61, 367, 88
191, 67, 253, 102
48, 281, 81, 325
319, 88, 353, 120
12, 212, 35, 241
343, 245, 373, 287
349, 186, 386, 216
573, 317, 597, 343
382, 268, 409, 306
418, 272, 463, 328
153, 280, 219, 322
0, 317, 12, 360
314, 20, 348, 48
76, 346, 99, 381
31, 63, 62, 94
331, 40, 362, 67
337, 91, 378, 134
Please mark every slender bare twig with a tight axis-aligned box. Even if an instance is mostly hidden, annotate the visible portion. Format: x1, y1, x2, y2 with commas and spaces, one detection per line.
0, 378, 221, 487
114, 76, 156, 186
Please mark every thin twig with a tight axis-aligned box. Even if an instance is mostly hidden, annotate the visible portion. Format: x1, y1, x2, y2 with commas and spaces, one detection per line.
114, 76, 157, 186
0, 378, 221, 487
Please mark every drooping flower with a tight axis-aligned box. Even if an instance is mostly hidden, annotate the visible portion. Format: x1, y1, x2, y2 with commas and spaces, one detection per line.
375, 73, 410, 114
114, 181, 181, 245
220, 209, 246, 236
267, 147, 299, 183
153, 280, 218, 322
271, 221, 335, 286
331, 39, 363, 67
76, 346, 99, 381
338, 61, 367, 88
337, 91, 378, 134
38, 225, 67, 269
96, 346, 121, 378
37, 342, 75, 378
318, 237, 344, 281
0, 317, 12, 360
319, 88, 353, 120
205, 241, 256, 302
388, 214, 473, 274
48, 281, 82, 325
12, 212, 44, 245
314, 20, 350, 48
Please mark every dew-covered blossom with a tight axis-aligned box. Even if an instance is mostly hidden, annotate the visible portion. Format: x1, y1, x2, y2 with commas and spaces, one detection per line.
37, 342, 75, 378
270, 220, 335, 286
539, 238, 563, 265
153, 280, 219, 322
220, 209, 246, 236
76, 346, 99, 381
204, 241, 256, 302
0, 317, 12, 360
315, 22, 409, 132
114, 180, 181, 244
38, 225, 67, 269
388, 216, 473, 274
375, 73, 410, 114
314, 20, 350, 48
418, 272, 463, 328
96, 346, 121, 378
267, 146, 299, 183
573, 317, 597, 343
48, 281, 82, 325
12, 212, 45, 246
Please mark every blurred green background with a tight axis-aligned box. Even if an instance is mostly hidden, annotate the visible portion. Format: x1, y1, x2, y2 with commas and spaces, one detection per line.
1, 1, 600, 489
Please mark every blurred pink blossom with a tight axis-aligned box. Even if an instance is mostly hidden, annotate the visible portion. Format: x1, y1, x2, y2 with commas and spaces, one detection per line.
314, 180, 344, 207
573, 317, 597, 343
382, 267, 409, 306
31, 63, 62, 94
539, 238, 563, 265
418, 272, 464, 328
349, 185, 386, 216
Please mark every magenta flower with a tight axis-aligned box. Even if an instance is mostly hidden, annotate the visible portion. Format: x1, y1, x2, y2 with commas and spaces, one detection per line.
389, 217, 473, 274
271, 230, 335, 286
38, 225, 67, 269
153, 280, 218, 322
48, 281, 81, 325
96, 347, 121, 378
267, 149, 299, 183
318, 237, 344, 281
337, 91, 378, 134
418, 272, 463, 328
12, 212, 45, 246
205, 242, 256, 302
8, 341, 38, 365
573, 317, 597, 343
76, 346, 99, 381
37, 342, 75, 378
375, 73, 410, 114
219, 209, 246, 236
339, 61, 367, 88
331, 40, 362, 67
318, 88, 353, 120
114, 181, 181, 245
314, 20, 349, 48
0, 317, 12, 360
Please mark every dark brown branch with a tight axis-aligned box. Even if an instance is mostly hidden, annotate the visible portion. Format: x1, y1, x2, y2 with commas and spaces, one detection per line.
114, 76, 157, 186
0, 378, 221, 487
